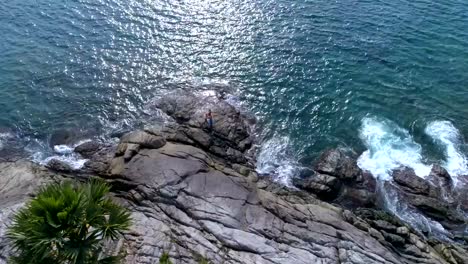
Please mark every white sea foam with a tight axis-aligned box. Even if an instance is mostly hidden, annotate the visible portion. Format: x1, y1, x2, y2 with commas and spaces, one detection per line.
425, 120, 468, 182
357, 117, 432, 180
54, 144, 74, 154
26, 138, 91, 170
256, 136, 299, 186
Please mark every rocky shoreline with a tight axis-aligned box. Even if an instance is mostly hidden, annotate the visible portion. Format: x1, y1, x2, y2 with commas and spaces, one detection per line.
1, 92, 468, 263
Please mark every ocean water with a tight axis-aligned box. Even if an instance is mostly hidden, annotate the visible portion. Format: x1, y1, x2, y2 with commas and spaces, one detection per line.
1, 0, 468, 182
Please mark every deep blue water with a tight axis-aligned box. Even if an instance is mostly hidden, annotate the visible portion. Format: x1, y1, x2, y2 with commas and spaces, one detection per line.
1, 0, 468, 178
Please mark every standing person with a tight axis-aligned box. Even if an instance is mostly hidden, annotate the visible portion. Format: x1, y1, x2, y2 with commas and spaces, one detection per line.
205, 109, 214, 131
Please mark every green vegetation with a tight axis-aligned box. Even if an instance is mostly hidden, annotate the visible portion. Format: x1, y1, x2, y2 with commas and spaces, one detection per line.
7, 179, 132, 264
158, 252, 173, 264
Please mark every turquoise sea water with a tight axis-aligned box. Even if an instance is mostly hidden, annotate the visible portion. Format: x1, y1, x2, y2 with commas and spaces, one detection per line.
1, 0, 468, 178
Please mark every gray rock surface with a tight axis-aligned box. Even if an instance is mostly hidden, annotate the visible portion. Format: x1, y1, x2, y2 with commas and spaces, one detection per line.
0, 161, 58, 263
1, 92, 467, 264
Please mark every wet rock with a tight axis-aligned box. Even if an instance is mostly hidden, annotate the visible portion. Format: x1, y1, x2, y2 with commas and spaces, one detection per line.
428, 164, 453, 199
430, 164, 451, 182
315, 148, 362, 180
74, 141, 101, 158
46, 158, 73, 172
392, 167, 435, 196
406, 194, 465, 228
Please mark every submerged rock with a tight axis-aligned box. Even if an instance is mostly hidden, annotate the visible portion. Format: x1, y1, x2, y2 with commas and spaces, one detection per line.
49, 129, 78, 147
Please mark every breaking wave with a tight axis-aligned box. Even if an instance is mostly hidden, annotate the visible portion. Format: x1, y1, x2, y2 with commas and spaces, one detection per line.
26, 139, 90, 170
357, 117, 432, 180
425, 120, 468, 183
256, 136, 300, 186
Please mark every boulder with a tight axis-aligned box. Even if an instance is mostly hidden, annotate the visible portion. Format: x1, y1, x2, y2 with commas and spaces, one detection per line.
46, 158, 73, 172
315, 149, 362, 180
74, 141, 101, 158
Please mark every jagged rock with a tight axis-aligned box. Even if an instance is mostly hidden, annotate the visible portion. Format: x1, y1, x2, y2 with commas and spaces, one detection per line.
392, 167, 437, 197
381, 230, 406, 247
116, 142, 128, 156
430, 165, 451, 182
338, 187, 376, 208
183, 127, 211, 149
123, 144, 140, 161
315, 148, 362, 180
396, 226, 410, 237
293, 172, 341, 199
74, 141, 101, 158
369, 228, 385, 242
428, 165, 453, 200
372, 220, 397, 232
406, 194, 465, 229
121, 130, 166, 149
46, 158, 73, 172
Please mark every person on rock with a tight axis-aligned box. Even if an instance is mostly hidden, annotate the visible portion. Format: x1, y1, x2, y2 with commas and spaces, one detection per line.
205, 109, 214, 131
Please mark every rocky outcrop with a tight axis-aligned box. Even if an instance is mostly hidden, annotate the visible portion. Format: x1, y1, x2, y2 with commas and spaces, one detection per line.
293, 149, 376, 207
1, 92, 468, 264
389, 168, 466, 232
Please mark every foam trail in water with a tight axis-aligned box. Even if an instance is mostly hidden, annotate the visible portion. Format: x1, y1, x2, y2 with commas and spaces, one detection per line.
256, 136, 299, 186
425, 121, 468, 182
357, 117, 431, 180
